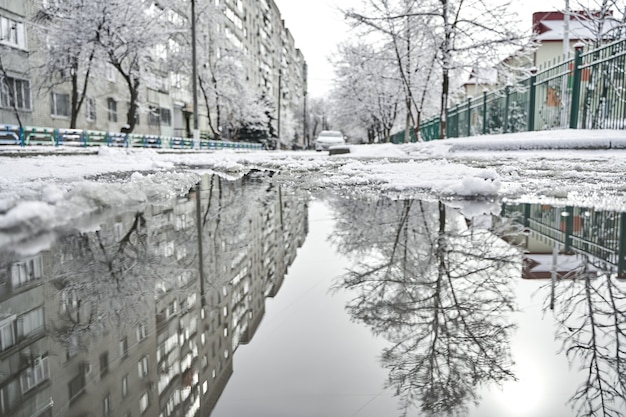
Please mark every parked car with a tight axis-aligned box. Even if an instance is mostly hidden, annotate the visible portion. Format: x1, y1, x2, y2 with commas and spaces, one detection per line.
314, 130, 345, 151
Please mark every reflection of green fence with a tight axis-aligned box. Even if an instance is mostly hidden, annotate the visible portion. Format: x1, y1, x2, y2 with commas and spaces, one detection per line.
504, 203, 626, 277
415, 38, 626, 140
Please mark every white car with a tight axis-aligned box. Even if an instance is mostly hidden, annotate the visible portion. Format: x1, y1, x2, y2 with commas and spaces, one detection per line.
314, 130, 345, 151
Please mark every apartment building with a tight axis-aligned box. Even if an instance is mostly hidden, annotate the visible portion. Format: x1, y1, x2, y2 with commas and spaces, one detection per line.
0, 0, 307, 146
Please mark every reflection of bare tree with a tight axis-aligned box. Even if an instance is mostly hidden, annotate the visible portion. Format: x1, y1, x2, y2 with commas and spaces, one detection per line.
52, 207, 195, 348
331, 198, 521, 416
547, 261, 626, 417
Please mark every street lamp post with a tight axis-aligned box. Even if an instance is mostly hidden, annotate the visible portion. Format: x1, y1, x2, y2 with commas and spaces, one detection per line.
191, 0, 199, 148
277, 68, 282, 146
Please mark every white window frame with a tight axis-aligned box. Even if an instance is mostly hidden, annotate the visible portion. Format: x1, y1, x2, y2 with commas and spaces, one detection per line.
139, 392, 149, 413
0, 15, 27, 49
138, 355, 149, 379
0, 316, 16, 351
136, 322, 147, 342
106, 63, 116, 82
106, 98, 117, 122
86, 97, 96, 121
20, 356, 49, 393
17, 306, 44, 339
0, 77, 31, 110
11, 256, 43, 288
51, 92, 70, 117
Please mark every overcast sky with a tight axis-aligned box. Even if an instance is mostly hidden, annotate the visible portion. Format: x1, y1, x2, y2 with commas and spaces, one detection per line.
273, 0, 568, 99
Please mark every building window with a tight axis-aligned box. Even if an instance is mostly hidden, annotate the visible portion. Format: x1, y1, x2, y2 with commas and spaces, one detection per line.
86, 97, 96, 121
11, 256, 43, 288
17, 306, 44, 339
106, 63, 116, 82
122, 375, 128, 398
148, 106, 159, 126
103, 393, 111, 416
20, 356, 49, 393
0, 77, 31, 110
0, 16, 26, 49
0, 316, 15, 351
0, 381, 19, 415
51, 92, 70, 117
107, 98, 117, 122
138, 355, 149, 379
159, 108, 171, 126
119, 337, 128, 359
68, 372, 85, 401
139, 392, 149, 413
99, 352, 109, 377
136, 322, 147, 342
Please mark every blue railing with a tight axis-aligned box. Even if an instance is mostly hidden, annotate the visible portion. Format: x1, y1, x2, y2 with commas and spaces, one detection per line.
0, 124, 264, 150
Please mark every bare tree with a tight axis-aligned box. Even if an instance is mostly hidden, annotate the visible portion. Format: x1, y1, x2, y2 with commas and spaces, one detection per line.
345, 0, 530, 139
93, 0, 172, 133
331, 42, 401, 143
0, 55, 24, 128
33, 0, 101, 129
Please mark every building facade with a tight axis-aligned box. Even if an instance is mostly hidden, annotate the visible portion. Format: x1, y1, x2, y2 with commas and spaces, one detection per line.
0, 0, 307, 147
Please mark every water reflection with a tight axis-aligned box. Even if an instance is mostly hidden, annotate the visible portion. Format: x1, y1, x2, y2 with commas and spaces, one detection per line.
505, 203, 626, 416
4, 183, 626, 417
0, 173, 308, 417
330, 198, 522, 416
330, 199, 626, 416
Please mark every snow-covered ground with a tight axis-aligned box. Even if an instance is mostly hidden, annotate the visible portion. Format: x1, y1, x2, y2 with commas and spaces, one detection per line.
1, 128, 626, 252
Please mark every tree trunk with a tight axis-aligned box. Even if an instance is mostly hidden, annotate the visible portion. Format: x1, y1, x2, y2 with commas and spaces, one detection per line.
414, 109, 422, 141
440, 71, 449, 139
70, 65, 79, 129
125, 77, 140, 133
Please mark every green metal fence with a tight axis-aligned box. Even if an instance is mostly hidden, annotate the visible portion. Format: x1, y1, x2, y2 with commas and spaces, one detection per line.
0, 125, 264, 150
413, 38, 626, 140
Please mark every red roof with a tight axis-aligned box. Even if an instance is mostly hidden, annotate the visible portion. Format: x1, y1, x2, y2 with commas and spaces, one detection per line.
533, 10, 614, 35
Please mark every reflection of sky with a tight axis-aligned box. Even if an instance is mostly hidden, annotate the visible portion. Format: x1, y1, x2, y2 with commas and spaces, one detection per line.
472, 279, 584, 417
212, 201, 597, 417
211, 200, 402, 416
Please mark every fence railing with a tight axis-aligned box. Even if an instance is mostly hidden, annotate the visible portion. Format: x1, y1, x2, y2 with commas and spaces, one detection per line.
0, 125, 264, 150
410, 38, 626, 141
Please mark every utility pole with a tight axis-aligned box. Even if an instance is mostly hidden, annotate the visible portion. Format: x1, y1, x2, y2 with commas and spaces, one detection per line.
191, 0, 199, 148
277, 68, 282, 146
303, 62, 308, 149
561, 0, 570, 128
564, 0, 570, 59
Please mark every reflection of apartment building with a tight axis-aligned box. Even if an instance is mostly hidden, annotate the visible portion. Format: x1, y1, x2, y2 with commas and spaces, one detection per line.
1, 0, 306, 145
0, 251, 51, 417
0, 173, 309, 416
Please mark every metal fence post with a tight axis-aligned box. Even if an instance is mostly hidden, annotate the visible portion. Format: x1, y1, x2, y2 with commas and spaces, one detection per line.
466, 97, 472, 137
528, 67, 537, 131
617, 213, 626, 278
455, 104, 460, 138
564, 206, 574, 253
504, 84, 511, 133
482, 90, 487, 135
569, 43, 585, 129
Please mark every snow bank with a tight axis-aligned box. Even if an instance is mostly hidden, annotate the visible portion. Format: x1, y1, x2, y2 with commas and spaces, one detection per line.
2, 128, 626, 252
